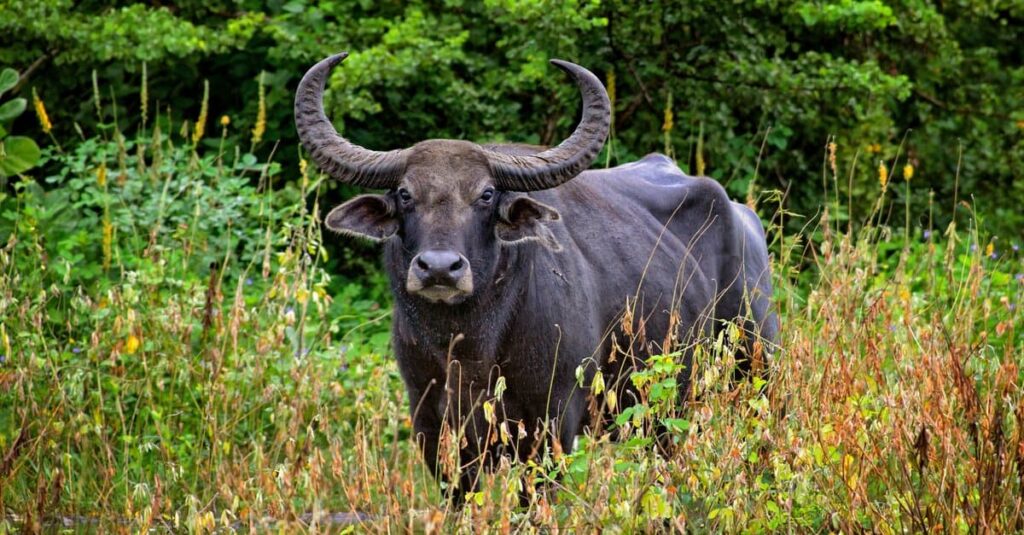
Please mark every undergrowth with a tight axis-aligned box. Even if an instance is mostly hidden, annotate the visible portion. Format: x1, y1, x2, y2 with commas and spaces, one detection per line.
0, 77, 1022, 534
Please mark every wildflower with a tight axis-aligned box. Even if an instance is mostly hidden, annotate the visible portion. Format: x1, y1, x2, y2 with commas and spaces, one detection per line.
32, 88, 52, 134
867, 143, 881, 153
0, 354, 5, 365
192, 79, 209, 145
662, 92, 674, 134
903, 163, 914, 181
971, 243, 978, 253
124, 335, 140, 354
606, 69, 616, 120
1016, 273, 1024, 283
220, 115, 230, 127
140, 62, 148, 127
923, 230, 932, 240
252, 71, 267, 146
665, 92, 678, 163
827, 141, 837, 176
72, 347, 81, 354
603, 70, 617, 158
102, 220, 113, 270
245, 277, 253, 286
92, 70, 102, 118
96, 163, 107, 188
1013, 243, 1019, 252
985, 242, 994, 258
878, 161, 888, 190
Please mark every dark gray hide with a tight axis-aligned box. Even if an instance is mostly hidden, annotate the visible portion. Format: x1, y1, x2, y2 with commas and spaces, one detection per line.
295, 53, 778, 500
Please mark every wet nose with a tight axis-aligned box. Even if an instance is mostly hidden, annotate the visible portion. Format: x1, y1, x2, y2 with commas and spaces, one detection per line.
413, 250, 468, 285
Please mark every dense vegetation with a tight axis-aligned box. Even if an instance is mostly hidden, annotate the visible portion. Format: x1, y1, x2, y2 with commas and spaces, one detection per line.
3, 0, 1023, 232
1, 1, 1022, 532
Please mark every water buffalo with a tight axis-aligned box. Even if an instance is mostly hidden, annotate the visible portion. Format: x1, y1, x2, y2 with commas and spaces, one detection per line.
295, 52, 777, 499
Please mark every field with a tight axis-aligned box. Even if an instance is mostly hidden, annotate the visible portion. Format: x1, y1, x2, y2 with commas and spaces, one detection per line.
1, 89, 1022, 533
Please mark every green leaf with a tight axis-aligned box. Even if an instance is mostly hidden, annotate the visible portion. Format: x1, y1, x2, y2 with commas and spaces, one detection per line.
282, 0, 306, 13
0, 68, 18, 97
0, 136, 41, 177
0, 98, 27, 122
662, 417, 690, 433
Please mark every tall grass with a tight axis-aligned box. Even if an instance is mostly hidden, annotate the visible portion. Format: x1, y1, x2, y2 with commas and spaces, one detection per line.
1, 75, 1022, 533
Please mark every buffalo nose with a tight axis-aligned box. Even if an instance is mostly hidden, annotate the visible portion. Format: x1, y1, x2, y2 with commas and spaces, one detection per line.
413, 250, 467, 285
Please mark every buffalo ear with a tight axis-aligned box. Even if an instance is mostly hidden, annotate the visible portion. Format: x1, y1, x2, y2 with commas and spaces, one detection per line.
496, 196, 562, 251
325, 194, 398, 242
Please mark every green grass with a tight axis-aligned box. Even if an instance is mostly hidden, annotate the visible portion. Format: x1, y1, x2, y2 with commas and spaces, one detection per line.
1, 95, 1023, 533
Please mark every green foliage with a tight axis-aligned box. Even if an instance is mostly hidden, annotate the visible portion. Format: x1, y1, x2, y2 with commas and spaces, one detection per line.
2, 0, 1021, 233
0, 1, 259, 63
0, 113, 399, 528
0, 67, 41, 178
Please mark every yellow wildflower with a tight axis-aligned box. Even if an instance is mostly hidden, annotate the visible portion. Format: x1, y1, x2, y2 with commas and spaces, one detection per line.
192, 80, 209, 145
903, 163, 914, 181
827, 141, 837, 176
252, 71, 267, 146
867, 143, 881, 154
662, 92, 674, 134
220, 115, 230, 127
985, 242, 994, 258
32, 88, 52, 134
96, 163, 107, 188
1, 324, 10, 360
102, 220, 113, 270
124, 334, 140, 355
606, 69, 616, 118
878, 161, 888, 190
140, 62, 148, 127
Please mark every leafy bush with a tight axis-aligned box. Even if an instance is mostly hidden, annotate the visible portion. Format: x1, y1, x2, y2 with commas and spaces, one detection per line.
0, 103, 399, 529
2, 1, 1022, 233
0, 67, 41, 179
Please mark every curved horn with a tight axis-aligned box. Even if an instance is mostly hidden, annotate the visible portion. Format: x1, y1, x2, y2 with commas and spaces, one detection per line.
485, 60, 611, 191
294, 52, 407, 189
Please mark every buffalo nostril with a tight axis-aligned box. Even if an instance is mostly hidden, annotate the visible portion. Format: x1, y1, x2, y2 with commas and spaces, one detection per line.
415, 250, 467, 281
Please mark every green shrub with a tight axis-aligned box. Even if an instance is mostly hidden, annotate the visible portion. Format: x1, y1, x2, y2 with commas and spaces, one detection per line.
0, 67, 41, 179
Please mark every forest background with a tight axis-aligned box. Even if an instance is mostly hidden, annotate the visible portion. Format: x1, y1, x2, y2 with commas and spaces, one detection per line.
4, 0, 1023, 236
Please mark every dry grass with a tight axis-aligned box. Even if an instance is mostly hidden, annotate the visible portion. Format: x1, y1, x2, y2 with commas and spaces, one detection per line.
0, 89, 1022, 532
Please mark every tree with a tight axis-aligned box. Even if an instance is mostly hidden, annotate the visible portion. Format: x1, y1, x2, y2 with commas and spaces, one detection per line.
2, 0, 1021, 233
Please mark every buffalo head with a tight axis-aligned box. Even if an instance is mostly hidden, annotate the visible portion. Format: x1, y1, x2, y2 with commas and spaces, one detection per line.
295, 52, 610, 305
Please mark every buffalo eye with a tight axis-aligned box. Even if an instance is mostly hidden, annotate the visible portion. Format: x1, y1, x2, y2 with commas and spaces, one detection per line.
479, 188, 495, 204
397, 188, 413, 205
